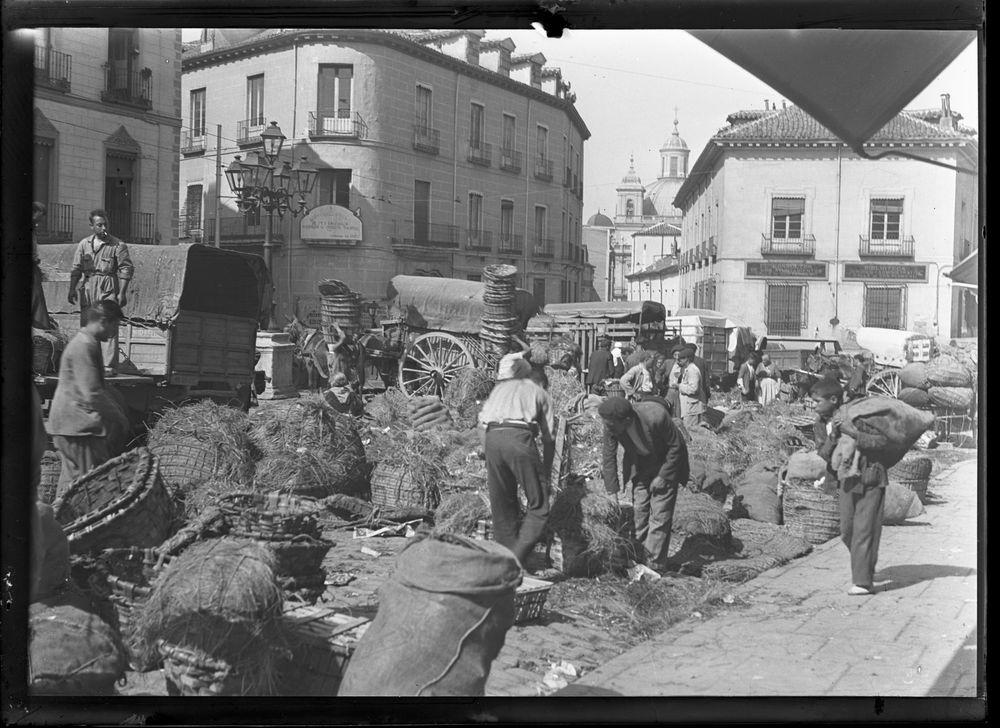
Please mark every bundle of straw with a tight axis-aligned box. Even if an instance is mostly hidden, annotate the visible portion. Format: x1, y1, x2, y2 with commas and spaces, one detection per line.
547, 476, 634, 576
433, 490, 491, 536
135, 538, 285, 695
713, 402, 802, 478
672, 490, 732, 543
545, 367, 586, 418
366, 428, 457, 508
442, 367, 495, 429
365, 389, 410, 429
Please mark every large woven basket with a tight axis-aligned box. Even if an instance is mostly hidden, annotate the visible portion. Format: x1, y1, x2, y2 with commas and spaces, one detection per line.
781, 479, 841, 544
53, 448, 175, 554
37, 451, 62, 505
889, 457, 933, 482
218, 491, 323, 540
369, 462, 440, 510
159, 641, 245, 697
894, 478, 930, 505
148, 437, 229, 494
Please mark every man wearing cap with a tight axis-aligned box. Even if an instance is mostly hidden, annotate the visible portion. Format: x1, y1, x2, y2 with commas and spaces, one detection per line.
677, 346, 706, 428
585, 337, 614, 394
620, 351, 655, 401
478, 356, 556, 566
663, 345, 684, 416
598, 397, 690, 574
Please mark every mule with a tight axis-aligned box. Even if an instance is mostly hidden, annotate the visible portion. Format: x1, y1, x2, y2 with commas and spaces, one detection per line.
284, 316, 330, 391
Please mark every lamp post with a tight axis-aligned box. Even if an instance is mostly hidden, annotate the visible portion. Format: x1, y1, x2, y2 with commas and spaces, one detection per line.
225, 121, 317, 327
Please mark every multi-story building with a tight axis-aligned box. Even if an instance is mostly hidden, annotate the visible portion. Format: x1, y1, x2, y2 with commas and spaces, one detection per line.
625, 221, 681, 311
179, 29, 590, 324
673, 96, 978, 340
33, 28, 182, 246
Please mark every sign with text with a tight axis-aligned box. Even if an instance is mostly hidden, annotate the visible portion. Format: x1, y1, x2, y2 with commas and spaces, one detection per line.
301, 204, 363, 244
843, 263, 928, 282
745, 261, 828, 279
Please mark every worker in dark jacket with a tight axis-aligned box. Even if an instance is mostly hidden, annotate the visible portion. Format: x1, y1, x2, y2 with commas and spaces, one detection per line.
585, 337, 614, 394
599, 396, 690, 574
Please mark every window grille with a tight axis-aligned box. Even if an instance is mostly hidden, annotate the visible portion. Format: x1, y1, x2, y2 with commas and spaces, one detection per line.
766, 281, 807, 336
863, 284, 906, 329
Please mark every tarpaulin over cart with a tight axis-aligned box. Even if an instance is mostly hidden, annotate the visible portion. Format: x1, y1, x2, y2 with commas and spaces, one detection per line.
386, 275, 539, 335
531, 300, 666, 327
39, 243, 272, 329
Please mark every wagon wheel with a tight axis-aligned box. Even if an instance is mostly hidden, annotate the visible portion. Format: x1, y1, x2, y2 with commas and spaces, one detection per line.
398, 332, 475, 397
867, 369, 902, 398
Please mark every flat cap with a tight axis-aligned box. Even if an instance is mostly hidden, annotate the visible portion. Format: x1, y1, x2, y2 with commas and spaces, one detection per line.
598, 397, 634, 420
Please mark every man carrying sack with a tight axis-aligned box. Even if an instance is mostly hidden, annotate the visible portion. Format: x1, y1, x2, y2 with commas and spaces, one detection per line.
598, 397, 690, 575
67, 209, 134, 376
477, 355, 555, 567
48, 300, 127, 496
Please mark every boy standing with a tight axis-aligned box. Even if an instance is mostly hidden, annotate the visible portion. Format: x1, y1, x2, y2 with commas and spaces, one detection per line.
810, 377, 889, 595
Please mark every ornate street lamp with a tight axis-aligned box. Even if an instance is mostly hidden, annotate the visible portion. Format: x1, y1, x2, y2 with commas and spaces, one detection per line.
224, 121, 317, 328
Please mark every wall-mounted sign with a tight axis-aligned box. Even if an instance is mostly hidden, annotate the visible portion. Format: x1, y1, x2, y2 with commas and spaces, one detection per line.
842, 263, 928, 282
301, 204, 363, 245
745, 261, 828, 279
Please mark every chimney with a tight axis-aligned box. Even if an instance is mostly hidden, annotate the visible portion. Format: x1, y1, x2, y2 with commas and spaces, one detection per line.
782, 99, 787, 110
940, 93, 954, 129
764, 99, 770, 110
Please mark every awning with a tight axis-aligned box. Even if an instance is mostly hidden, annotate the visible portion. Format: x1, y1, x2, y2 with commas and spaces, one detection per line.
633, 221, 681, 237
39, 243, 271, 328
688, 30, 974, 156
537, 300, 666, 323
386, 275, 539, 334
674, 308, 749, 329
945, 249, 979, 287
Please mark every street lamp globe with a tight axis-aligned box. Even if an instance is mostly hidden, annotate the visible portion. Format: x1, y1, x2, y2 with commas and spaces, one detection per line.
260, 121, 286, 165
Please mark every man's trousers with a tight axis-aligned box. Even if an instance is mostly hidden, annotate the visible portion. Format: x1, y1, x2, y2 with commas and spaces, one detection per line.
839, 485, 885, 588
52, 434, 110, 498
484, 427, 549, 565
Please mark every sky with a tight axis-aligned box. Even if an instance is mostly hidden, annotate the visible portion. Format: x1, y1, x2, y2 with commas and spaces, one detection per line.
182, 28, 980, 220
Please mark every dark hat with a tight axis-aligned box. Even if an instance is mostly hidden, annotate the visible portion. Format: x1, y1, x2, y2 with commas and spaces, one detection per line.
598, 397, 634, 421
810, 376, 844, 398
688, 343, 698, 354
670, 344, 685, 355
679, 345, 696, 358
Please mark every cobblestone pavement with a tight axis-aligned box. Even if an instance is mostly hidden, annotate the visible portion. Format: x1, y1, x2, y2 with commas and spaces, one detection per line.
574, 453, 981, 697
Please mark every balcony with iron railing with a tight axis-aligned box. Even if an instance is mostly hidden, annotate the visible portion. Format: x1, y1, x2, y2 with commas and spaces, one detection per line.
101, 66, 151, 109
465, 229, 493, 252
413, 123, 441, 155
498, 233, 524, 255
761, 233, 816, 257
181, 129, 207, 155
237, 118, 266, 147
308, 111, 369, 140
35, 202, 74, 243
203, 217, 285, 244
391, 220, 458, 249
467, 140, 493, 167
859, 235, 915, 258
179, 212, 203, 241
499, 148, 522, 174
534, 157, 554, 182
532, 237, 555, 259
34, 46, 71, 91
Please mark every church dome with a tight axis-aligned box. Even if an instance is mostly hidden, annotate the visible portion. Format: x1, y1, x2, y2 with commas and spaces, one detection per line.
660, 118, 689, 151
644, 177, 684, 217
587, 211, 614, 227
619, 155, 643, 188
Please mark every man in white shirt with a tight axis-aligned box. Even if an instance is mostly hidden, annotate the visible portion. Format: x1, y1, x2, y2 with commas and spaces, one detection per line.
677, 346, 706, 429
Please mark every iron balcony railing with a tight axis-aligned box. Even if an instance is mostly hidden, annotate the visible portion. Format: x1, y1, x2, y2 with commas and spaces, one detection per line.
533, 157, 554, 182
859, 235, 915, 258
308, 111, 369, 140
34, 46, 72, 91
107, 212, 156, 244
467, 140, 493, 166
202, 217, 285, 243
392, 220, 459, 248
35, 202, 74, 243
499, 148, 522, 174
101, 67, 152, 109
237, 118, 266, 147
413, 123, 441, 155
498, 233, 524, 255
179, 212, 203, 240
466, 229, 494, 252
761, 233, 816, 256
181, 129, 207, 154
532, 237, 555, 259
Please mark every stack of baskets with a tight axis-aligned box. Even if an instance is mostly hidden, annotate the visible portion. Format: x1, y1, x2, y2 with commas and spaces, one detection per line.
319, 279, 363, 344
37, 451, 62, 505
52, 448, 176, 554
218, 492, 333, 605
480, 264, 519, 358
780, 478, 840, 545
888, 456, 933, 505
32, 328, 66, 375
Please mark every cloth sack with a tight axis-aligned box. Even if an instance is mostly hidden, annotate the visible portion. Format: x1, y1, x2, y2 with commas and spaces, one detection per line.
898, 387, 932, 408
784, 451, 828, 481
338, 532, 520, 696
731, 464, 781, 524
882, 482, 925, 524
925, 355, 973, 388
840, 396, 936, 468
29, 591, 127, 695
898, 362, 930, 390
927, 386, 975, 411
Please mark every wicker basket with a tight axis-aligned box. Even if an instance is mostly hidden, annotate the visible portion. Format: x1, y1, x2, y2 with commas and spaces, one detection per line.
32, 336, 55, 374
895, 478, 930, 505
513, 576, 552, 624
159, 641, 245, 697
604, 380, 626, 398
53, 449, 176, 554
369, 462, 440, 510
37, 451, 62, 505
781, 480, 841, 544
148, 438, 227, 494
219, 491, 323, 540
266, 535, 334, 577
277, 606, 370, 696
888, 457, 933, 482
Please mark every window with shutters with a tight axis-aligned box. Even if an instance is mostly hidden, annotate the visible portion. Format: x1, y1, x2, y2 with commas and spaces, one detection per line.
190, 88, 206, 137
536, 124, 548, 161
468, 193, 483, 234
864, 285, 906, 329
415, 84, 433, 130
183, 184, 202, 236
470, 103, 485, 148
316, 169, 352, 208
870, 198, 903, 241
766, 282, 807, 336
502, 113, 516, 152
246, 75, 264, 126
771, 197, 804, 240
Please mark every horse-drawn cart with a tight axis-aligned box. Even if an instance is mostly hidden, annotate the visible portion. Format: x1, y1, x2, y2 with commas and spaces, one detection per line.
366, 275, 539, 397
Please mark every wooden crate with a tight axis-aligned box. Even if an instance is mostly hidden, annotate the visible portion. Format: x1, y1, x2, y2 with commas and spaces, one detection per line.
277, 605, 371, 696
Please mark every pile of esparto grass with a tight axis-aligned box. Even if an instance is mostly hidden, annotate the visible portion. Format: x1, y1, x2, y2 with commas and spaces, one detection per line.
147, 400, 260, 516
135, 538, 286, 696
433, 490, 491, 536
366, 427, 472, 510
713, 401, 803, 478
439, 427, 487, 491
566, 414, 607, 479
250, 395, 368, 498
547, 475, 635, 577
545, 367, 586, 418
365, 388, 410, 429
442, 367, 495, 429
